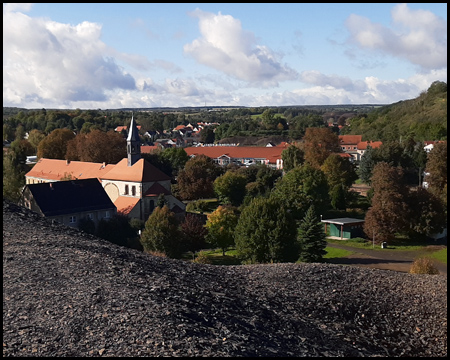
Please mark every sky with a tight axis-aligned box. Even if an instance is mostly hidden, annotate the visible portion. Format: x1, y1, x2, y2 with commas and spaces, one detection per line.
3, 3, 447, 109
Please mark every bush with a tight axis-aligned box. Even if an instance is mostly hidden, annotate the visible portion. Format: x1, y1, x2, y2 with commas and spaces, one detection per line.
409, 257, 439, 274
193, 251, 213, 264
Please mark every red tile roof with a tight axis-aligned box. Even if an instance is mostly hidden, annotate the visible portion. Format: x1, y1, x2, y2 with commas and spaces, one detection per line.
339, 135, 362, 145
357, 141, 383, 150
184, 146, 284, 164
100, 158, 171, 182
114, 196, 140, 215
143, 182, 171, 197
26, 159, 114, 181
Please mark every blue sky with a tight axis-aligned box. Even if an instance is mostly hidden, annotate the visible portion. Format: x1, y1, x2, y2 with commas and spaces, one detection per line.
3, 3, 447, 109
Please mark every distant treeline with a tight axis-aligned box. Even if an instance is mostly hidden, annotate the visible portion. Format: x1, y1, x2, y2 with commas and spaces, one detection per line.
3, 81, 446, 142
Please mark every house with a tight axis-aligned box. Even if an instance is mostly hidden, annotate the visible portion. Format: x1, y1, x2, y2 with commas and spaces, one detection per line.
24, 116, 186, 222
184, 145, 286, 169
321, 217, 365, 240
20, 178, 117, 228
338, 135, 382, 162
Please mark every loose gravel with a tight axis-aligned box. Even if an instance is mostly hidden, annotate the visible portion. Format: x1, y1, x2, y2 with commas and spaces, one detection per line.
3, 200, 447, 357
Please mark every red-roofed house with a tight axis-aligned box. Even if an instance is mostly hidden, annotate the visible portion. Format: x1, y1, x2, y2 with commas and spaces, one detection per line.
25, 116, 185, 221
338, 135, 383, 162
184, 146, 285, 169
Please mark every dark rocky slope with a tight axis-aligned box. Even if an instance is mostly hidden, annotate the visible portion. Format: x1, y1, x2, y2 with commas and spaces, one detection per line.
3, 200, 447, 357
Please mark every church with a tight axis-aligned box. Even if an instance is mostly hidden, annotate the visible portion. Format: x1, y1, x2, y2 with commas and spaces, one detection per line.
25, 116, 186, 221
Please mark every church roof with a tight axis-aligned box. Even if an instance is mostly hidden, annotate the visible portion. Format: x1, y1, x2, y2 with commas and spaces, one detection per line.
143, 182, 171, 197
26, 158, 114, 181
100, 158, 171, 182
114, 196, 140, 215
127, 116, 141, 142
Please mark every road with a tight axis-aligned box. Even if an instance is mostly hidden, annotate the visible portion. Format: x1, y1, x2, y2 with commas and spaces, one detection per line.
326, 242, 447, 276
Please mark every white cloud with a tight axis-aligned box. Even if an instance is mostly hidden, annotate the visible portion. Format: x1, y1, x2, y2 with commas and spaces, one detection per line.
3, 3, 33, 13
183, 9, 298, 85
345, 3, 447, 70
3, 8, 136, 107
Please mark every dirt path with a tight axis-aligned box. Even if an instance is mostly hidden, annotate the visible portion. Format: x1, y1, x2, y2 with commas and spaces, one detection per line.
326, 243, 447, 275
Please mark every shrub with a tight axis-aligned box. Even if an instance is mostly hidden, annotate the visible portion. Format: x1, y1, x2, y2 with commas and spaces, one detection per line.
409, 257, 439, 275
193, 251, 213, 264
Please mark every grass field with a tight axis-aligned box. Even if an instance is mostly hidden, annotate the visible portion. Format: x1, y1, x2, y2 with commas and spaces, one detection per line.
184, 240, 447, 266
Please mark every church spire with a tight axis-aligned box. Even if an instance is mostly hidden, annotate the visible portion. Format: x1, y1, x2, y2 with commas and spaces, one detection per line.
127, 114, 141, 167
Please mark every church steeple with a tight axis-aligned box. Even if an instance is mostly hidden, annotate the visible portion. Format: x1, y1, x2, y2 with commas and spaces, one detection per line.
127, 114, 141, 167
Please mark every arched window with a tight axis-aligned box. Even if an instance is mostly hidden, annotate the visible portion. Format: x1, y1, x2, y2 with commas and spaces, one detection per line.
124, 185, 129, 195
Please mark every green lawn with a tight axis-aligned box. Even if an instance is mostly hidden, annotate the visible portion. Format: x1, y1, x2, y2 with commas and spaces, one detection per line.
183, 241, 447, 266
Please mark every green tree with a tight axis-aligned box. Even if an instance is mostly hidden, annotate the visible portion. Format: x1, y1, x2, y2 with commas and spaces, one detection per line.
281, 144, 305, 172
405, 187, 446, 240
27, 129, 46, 151
159, 147, 189, 176
78, 217, 96, 235
205, 205, 238, 256
235, 197, 298, 264
424, 141, 447, 205
156, 193, 169, 208
321, 153, 358, 189
200, 127, 215, 144
96, 213, 138, 248
297, 205, 327, 263
3, 152, 26, 203
37, 128, 75, 160
176, 155, 222, 200
14, 125, 26, 141
271, 163, 330, 221
214, 170, 247, 206
358, 145, 376, 184
140, 206, 182, 258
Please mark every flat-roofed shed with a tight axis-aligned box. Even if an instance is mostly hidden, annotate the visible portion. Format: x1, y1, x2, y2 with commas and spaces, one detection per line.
321, 217, 365, 240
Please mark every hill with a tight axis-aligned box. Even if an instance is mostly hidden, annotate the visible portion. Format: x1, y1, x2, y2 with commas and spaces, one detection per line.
343, 81, 447, 142
3, 200, 447, 357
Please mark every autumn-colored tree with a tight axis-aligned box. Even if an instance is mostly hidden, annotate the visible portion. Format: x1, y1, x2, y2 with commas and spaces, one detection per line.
234, 197, 298, 264
140, 206, 182, 258
271, 163, 330, 221
214, 170, 247, 206
297, 205, 327, 263
281, 144, 305, 172
303, 127, 340, 168
37, 128, 75, 160
180, 213, 208, 254
205, 205, 238, 256
363, 162, 410, 243
424, 141, 447, 204
176, 155, 222, 200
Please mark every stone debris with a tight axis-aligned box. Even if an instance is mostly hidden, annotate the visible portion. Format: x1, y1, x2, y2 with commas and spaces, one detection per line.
3, 200, 447, 357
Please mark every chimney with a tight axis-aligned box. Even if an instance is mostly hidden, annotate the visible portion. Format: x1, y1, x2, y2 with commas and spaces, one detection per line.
66, 160, 70, 165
